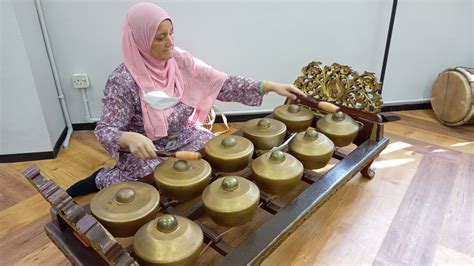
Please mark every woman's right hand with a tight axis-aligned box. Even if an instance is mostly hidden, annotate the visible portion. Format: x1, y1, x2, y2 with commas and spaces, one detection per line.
119, 132, 158, 160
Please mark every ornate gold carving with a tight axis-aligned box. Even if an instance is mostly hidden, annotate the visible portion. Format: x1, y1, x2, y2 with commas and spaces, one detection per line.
294, 61, 383, 113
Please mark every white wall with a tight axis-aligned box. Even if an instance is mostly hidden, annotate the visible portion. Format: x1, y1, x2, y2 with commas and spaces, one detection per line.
1, 0, 53, 154
12, 0, 66, 147
383, 0, 473, 104
1, 0, 473, 156
40, 0, 390, 118
37, 0, 473, 120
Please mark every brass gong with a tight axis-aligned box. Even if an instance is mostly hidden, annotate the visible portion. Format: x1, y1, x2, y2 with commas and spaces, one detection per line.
251, 150, 304, 195
202, 176, 260, 227
133, 214, 203, 266
90, 182, 160, 237
289, 128, 335, 169
316, 111, 360, 147
242, 118, 287, 150
204, 135, 254, 173
154, 158, 211, 201
272, 104, 314, 132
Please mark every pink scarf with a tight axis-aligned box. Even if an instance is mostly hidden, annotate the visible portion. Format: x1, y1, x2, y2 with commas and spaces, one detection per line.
122, 3, 228, 140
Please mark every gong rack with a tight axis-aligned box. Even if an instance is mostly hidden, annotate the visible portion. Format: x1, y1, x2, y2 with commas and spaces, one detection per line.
22, 101, 389, 265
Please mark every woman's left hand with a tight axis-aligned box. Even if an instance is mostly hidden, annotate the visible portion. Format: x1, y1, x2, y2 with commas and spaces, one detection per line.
262, 81, 306, 100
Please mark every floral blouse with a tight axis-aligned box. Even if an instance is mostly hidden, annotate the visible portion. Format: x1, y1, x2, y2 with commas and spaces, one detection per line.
94, 64, 263, 189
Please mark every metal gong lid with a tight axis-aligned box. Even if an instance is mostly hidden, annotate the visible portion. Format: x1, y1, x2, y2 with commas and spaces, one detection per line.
204, 135, 254, 160
154, 158, 212, 187
273, 104, 314, 122
133, 214, 203, 264
316, 111, 360, 136
201, 176, 260, 213
289, 128, 335, 156
90, 182, 160, 224
251, 150, 304, 181
242, 118, 287, 138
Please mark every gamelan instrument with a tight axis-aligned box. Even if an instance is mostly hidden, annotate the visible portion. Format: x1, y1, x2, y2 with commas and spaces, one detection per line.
203, 135, 254, 173
242, 118, 286, 150
23, 61, 391, 266
251, 150, 304, 195
90, 182, 160, 237
202, 176, 260, 227
133, 214, 203, 266
288, 128, 335, 169
272, 104, 314, 133
316, 111, 361, 147
154, 158, 212, 201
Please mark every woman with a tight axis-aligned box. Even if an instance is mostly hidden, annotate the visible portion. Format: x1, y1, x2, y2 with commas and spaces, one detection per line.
66, 2, 305, 197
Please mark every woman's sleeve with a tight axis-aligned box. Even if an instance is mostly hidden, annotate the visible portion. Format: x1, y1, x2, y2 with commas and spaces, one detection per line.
94, 74, 137, 161
216, 75, 264, 106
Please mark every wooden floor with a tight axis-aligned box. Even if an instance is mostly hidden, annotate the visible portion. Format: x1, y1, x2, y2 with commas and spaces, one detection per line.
1, 109, 473, 265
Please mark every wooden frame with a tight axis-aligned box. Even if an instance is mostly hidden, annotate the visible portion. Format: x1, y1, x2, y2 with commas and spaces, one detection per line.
23, 103, 389, 265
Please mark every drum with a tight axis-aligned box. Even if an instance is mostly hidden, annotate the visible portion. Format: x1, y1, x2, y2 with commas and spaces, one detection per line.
431, 67, 474, 126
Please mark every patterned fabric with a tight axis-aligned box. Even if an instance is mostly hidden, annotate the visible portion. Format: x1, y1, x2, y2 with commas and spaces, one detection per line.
94, 64, 263, 189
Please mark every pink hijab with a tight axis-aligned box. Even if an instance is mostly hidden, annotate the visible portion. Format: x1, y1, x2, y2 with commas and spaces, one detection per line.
122, 2, 228, 140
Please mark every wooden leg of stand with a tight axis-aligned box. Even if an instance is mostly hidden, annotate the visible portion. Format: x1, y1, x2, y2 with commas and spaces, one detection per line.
50, 207, 69, 231
361, 160, 375, 179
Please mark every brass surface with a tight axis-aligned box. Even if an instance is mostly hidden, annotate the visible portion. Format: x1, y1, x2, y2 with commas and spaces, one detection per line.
115, 188, 136, 203
133, 215, 203, 266
90, 182, 160, 237
251, 150, 304, 195
242, 118, 286, 150
316, 111, 360, 147
294, 61, 383, 113
156, 215, 179, 233
173, 160, 191, 172
272, 104, 314, 132
288, 128, 335, 169
202, 176, 260, 227
221, 176, 239, 192
154, 158, 211, 201
204, 135, 254, 172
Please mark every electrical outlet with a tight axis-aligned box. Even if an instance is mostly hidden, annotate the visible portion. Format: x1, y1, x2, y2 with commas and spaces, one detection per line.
72, 73, 90, 89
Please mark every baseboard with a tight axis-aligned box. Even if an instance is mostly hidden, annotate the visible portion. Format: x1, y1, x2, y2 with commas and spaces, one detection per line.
381, 102, 432, 112
0, 127, 68, 163
73, 123, 97, 131
0, 151, 56, 163
53, 127, 68, 157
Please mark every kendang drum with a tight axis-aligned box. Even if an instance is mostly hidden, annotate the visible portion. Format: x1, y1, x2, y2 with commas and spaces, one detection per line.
431, 66, 474, 126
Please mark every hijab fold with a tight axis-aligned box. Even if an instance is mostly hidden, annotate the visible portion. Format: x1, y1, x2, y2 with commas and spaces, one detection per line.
122, 2, 228, 140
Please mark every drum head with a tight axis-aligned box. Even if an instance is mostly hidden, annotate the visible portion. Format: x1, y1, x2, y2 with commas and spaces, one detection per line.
431, 70, 472, 124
